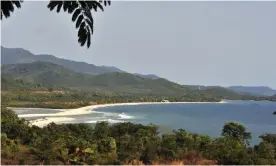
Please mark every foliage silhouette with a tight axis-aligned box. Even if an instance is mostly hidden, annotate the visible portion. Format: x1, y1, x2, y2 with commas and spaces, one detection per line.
1, 0, 111, 48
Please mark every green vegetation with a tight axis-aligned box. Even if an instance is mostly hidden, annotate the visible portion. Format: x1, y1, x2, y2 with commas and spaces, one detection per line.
2, 61, 275, 108
1, 107, 276, 165
1, 90, 222, 109
1, 54, 275, 165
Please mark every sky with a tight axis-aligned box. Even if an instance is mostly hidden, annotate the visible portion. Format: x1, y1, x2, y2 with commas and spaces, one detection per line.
1, 1, 276, 88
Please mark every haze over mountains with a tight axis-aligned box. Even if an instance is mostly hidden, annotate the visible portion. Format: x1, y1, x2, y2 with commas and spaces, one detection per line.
3, 61, 259, 101
1, 46, 159, 79
1, 61, 182, 94
1, 46, 276, 97
228, 86, 276, 97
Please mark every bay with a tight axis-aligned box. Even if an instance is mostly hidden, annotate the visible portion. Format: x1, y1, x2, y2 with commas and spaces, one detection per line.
93, 100, 276, 145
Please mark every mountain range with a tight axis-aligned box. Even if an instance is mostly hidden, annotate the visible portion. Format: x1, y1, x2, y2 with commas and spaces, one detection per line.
1, 61, 185, 95
1, 46, 275, 97
1, 46, 160, 79
2, 61, 245, 99
228, 86, 276, 97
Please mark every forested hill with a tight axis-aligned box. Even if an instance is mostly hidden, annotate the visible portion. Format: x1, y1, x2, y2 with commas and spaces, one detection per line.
1, 61, 266, 101
1, 61, 182, 94
1, 46, 160, 79
228, 86, 276, 96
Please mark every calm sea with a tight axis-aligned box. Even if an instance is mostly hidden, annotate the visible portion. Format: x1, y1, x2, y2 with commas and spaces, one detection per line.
92, 100, 276, 145
14, 101, 276, 145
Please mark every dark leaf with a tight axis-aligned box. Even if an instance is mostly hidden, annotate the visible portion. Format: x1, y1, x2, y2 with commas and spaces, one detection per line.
86, 2, 96, 11
63, 1, 71, 12
1, 1, 23, 19
68, 2, 78, 14
1, 2, 13, 18
105, 0, 111, 6
11, 1, 22, 8
83, 10, 93, 24
72, 8, 81, 22
56, 2, 62, 13
87, 1, 104, 11
99, 0, 111, 6
85, 18, 93, 35
6, 1, 14, 13
86, 30, 91, 48
45, 0, 111, 48
47, 1, 63, 12
78, 22, 87, 47
76, 15, 84, 29
78, 1, 88, 10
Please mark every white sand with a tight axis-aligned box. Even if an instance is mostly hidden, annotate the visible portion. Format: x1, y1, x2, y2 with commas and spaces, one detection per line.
16, 100, 227, 127
30, 117, 75, 128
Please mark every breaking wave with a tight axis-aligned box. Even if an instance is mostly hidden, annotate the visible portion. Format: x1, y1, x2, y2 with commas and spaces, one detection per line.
85, 119, 125, 124
118, 113, 134, 119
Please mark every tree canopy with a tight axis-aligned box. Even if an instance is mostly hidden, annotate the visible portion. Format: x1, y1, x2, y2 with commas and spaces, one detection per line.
1, 107, 276, 165
221, 122, 252, 144
1, 0, 111, 48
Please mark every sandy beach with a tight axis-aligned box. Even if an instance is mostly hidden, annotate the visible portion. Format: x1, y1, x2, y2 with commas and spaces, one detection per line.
30, 117, 75, 127
16, 101, 227, 127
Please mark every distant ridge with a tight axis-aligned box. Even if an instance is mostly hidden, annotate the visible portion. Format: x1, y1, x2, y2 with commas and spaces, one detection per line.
1, 46, 160, 79
1, 61, 255, 100
1, 61, 186, 95
228, 86, 276, 96
133, 73, 160, 79
2, 46, 274, 100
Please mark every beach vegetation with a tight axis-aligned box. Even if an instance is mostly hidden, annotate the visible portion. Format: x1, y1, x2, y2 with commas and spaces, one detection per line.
1, 107, 276, 165
222, 122, 252, 145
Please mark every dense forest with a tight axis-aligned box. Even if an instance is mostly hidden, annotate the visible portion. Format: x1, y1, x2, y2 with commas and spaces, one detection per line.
1, 107, 276, 165
2, 86, 276, 110
2, 61, 276, 102
1, 74, 275, 110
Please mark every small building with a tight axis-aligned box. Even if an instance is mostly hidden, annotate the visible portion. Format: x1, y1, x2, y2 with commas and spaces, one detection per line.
161, 100, 170, 103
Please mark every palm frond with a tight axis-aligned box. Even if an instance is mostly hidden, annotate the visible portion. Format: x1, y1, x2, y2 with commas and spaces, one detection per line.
1, 0, 23, 20
47, 0, 111, 48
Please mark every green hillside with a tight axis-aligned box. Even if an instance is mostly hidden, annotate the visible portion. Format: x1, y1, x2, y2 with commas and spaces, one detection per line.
1, 62, 96, 88
1, 75, 46, 90
1, 61, 264, 101
1, 76, 26, 90
1, 62, 187, 95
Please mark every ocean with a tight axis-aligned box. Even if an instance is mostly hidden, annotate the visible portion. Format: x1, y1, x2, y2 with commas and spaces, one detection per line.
91, 100, 276, 145
14, 100, 276, 145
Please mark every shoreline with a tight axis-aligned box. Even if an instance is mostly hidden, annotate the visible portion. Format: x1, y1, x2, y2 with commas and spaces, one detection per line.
15, 100, 227, 127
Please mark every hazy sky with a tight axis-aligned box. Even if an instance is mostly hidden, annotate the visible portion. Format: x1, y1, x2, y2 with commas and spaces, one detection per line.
1, 1, 276, 88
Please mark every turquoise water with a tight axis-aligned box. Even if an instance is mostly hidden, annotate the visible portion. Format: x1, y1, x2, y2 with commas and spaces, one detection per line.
94, 101, 276, 145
